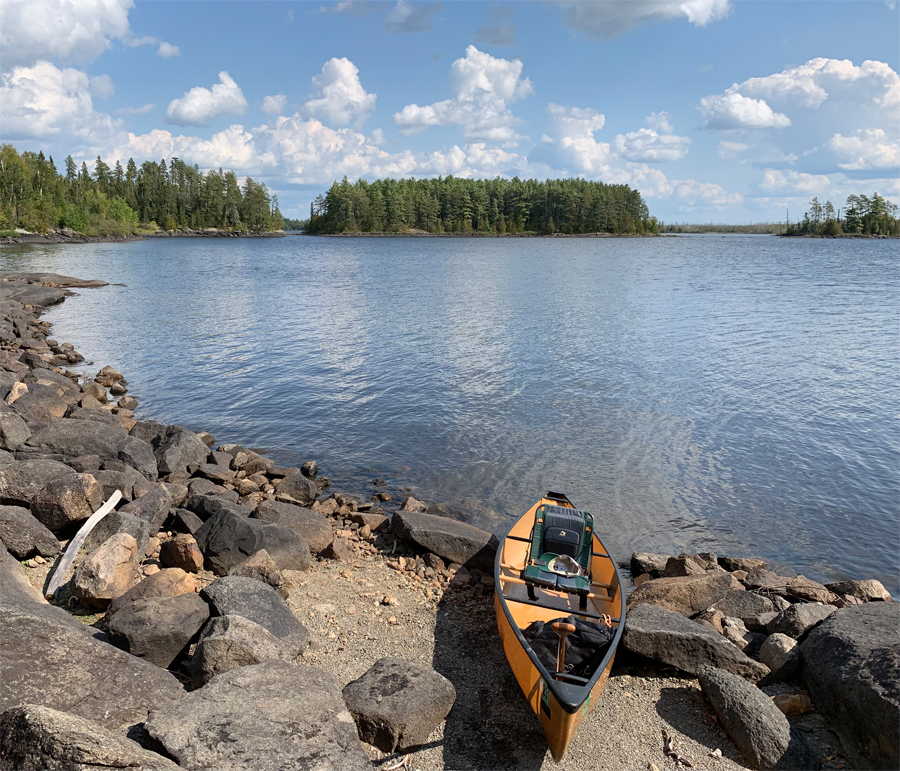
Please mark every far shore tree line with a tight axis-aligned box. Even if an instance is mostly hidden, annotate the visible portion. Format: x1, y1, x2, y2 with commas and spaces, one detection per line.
304, 176, 659, 235
785, 193, 899, 237
0, 144, 283, 237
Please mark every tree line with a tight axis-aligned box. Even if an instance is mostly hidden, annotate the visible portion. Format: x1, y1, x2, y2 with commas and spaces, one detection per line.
0, 144, 283, 236
306, 176, 657, 235
786, 193, 899, 237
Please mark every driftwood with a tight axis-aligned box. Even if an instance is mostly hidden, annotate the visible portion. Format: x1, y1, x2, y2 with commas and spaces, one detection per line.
44, 489, 123, 600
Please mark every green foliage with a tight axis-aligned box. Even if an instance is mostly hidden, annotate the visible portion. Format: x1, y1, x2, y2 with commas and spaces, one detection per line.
307, 175, 655, 236
786, 193, 899, 237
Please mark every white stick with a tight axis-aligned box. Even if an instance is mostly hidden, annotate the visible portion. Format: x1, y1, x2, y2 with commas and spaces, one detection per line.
44, 489, 123, 600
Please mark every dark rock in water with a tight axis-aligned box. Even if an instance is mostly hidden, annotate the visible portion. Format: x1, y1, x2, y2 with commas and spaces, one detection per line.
144, 660, 370, 771
82, 509, 152, 558
623, 603, 770, 682
106, 593, 210, 669
626, 572, 732, 617
300, 460, 318, 479
711, 589, 776, 621
172, 507, 204, 535
801, 603, 900, 770
768, 602, 836, 639
190, 614, 297, 686
184, 493, 251, 521
0, 411, 30, 451
698, 665, 818, 770
119, 484, 172, 532
342, 656, 456, 752
0, 505, 60, 558
0, 602, 183, 728
253, 500, 333, 553
0, 459, 74, 506
0, 704, 181, 771
276, 473, 317, 506
201, 576, 308, 656
195, 509, 311, 574
29, 472, 104, 531
391, 510, 498, 572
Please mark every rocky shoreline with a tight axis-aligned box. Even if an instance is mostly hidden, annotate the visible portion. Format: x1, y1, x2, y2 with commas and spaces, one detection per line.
0, 271, 897, 771
0, 229, 286, 245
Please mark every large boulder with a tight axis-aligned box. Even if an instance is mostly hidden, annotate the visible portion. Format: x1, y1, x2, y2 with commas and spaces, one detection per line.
768, 602, 836, 639
195, 509, 311, 575
276, 473, 317, 506
622, 603, 770, 682
130, 421, 208, 481
698, 665, 817, 770
0, 505, 60, 558
106, 593, 210, 668
0, 603, 183, 728
82, 509, 152, 559
200, 576, 309, 656
0, 411, 30, 451
0, 459, 74, 506
184, 493, 251, 522
626, 572, 732, 617
72, 533, 140, 608
711, 590, 776, 622
29, 472, 103, 531
253, 500, 333, 553
15, 418, 126, 463
189, 614, 297, 686
391, 510, 498, 572
801, 603, 900, 770
144, 660, 371, 771
107, 568, 197, 617
117, 435, 158, 481
825, 579, 894, 603
630, 551, 672, 578
0, 704, 181, 771
118, 484, 172, 532
342, 657, 457, 752
9, 383, 68, 421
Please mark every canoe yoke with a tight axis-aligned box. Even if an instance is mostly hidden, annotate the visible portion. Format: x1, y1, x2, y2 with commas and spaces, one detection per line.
522, 504, 594, 606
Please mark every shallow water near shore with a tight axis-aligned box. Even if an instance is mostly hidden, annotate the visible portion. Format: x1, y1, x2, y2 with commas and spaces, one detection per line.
3, 234, 898, 592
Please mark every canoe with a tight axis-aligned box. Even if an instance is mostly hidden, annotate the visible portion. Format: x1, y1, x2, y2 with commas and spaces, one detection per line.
493, 491, 625, 761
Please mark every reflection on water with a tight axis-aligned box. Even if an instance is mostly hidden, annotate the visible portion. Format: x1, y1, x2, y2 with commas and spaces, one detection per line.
2, 234, 898, 592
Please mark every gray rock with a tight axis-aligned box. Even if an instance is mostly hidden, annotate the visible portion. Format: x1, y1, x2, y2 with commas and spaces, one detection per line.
29, 472, 103, 531
15, 418, 127, 463
0, 411, 30, 451
399, 495, 428, 513
391, 510, 498, 572
228, 549, 286, 594
83, 509, 153, 558
783, 576, 840, 605
0, 704, 181, 771
276, 473, 317, 505
172, 507, 204, 534
195, 509, 311, 575
10, 384, 68, 421
144, 660, 370, 770
253, 499, 333, 553
758, 633, 801, 681
118, 435, 158, 480
718, 555, 768, 573
201, 576, 309, 656
160, 481, 188, 508
0, 459, 74, 506
712, 589, 776, 621
119, 484, 172, 532
721, 617, 754, 652
187, 477, 219, 497
92, 467, 142, 502
106, 593, 210, 668
801, 603, 900, 770
130, 421, 209, 481
68, 454, 101, 472
0, 504, 60, 558
342, 657, 456, 752
768, 603, 836, 639
626, 572, 732, 617
184, 493, 251, 521
190, 614, 297, 686
0, 602, 183, 728
746, 610, 780, 633
196, 462, 234, 484
662, 555, 708, 577
825, 579, 893, 603
107, 568, 198, 617
698, 665, 817, 770
623, 603, 770, 682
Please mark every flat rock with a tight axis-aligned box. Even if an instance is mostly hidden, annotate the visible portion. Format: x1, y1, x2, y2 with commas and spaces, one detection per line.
29, 472, 104, 531
15, 418, 127, 464
254, 499, 333, 553
626, 572, 732, 617
623, 603, 770, 682
711, 589, 776, 621
72, 533, 140, 608
107, 592, 210, 669
201, 575, 309, 655
698, 665, 817, 770
0, 704, 181, 771
768, 602, 836, 639
0, 459, 74, 506
825, 578, 893, 603
144, 660, 370, 771
391, 510, 498, 572
196, 462, 234, 484
801, 603, 900, 770
719, 555, 768, 572
0, 504, 60, 558
342, 656, 456, 752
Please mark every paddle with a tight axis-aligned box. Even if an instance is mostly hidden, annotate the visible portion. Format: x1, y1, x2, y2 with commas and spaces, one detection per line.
551, 621, 576, 675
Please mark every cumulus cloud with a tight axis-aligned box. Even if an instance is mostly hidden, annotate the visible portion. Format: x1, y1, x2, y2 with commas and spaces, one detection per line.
556, 0, 731, 39
385, 1, 442, 33
157, 42, 181, 58
758, 169, 831, 195
262, 94, 289, 116
668, 179, 742, 206
699, 92, 791, 130
393, 45, 533, 143
165, 71, 248, 127
612, 112, 691, 162
301, 58, 376, 127
118, 102, 156, 116
717, 141, 749, 160
0, 61, 121, 141
89, 74, 115, 99
827, 128, 900, 171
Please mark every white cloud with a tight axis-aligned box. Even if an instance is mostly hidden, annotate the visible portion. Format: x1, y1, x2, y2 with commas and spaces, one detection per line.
262, 94, 289, 116
157, 42, 181, 58
90, 74, 115, 99
0, 61, 121, 140
393, 45, 533, 143
302, 58, 376, 127
669, 179, 742, 206
759, 169, 831, 195
699, 92, 791, 130
612, 112, 691, 162
385, 1, 442, 33
165, 71, 248, 127
717, 141, 749, 160
118, 102, 156, 116
827, 128, 900, 171
556, 0, 731, 39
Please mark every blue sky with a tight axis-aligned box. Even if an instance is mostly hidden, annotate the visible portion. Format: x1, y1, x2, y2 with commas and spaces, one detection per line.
1, 1, 898, 222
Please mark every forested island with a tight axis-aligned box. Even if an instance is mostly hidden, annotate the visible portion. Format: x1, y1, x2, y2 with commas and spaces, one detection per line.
0, 144, 283, 237
783, 193, 898, 237
304, 176, 658, 235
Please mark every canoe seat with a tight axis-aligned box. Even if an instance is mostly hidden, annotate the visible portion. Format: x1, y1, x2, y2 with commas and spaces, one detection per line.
522, 504, 595, 601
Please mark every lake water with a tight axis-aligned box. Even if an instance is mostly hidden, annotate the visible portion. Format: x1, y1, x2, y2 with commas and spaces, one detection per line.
3, 234, 898, 592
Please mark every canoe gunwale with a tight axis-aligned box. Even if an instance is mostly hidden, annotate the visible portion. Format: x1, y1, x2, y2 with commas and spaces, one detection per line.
493, 493, 627, 714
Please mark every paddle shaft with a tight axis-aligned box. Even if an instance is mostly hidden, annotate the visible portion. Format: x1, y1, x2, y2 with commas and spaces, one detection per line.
551, 621, 576, 674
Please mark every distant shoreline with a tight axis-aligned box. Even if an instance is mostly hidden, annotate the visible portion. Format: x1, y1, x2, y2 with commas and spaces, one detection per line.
304, 231, 658, 238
